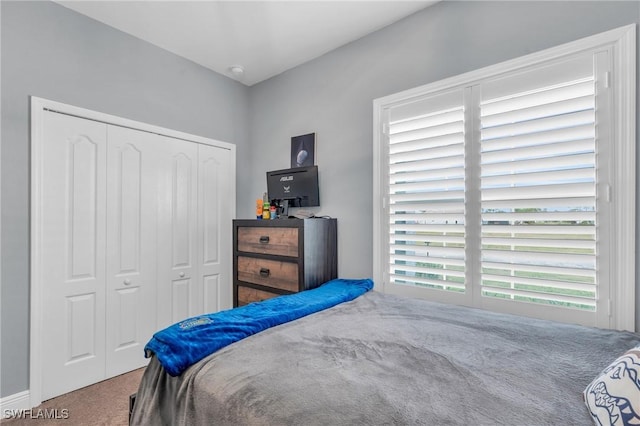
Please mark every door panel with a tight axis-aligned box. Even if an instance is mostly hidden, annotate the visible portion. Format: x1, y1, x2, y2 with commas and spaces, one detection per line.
105, 126, 158, 376
116, 144, 141, 274
172, 153, 195, 269
66, 293, 98, 363
171, 278, 192, 323
68, 139, 99, 279
114, 287, 138, 346
41, 111, 107, 400
198, 144, 233, 312
200, 155, 220, 265
157, 137, 199, 328
203, 274, 220, 313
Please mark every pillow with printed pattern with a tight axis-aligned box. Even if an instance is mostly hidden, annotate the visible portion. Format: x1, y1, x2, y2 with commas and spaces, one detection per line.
584, 344, 640, 426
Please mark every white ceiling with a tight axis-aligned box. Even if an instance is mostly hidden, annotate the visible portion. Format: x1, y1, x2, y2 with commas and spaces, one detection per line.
55, 0, 437, 86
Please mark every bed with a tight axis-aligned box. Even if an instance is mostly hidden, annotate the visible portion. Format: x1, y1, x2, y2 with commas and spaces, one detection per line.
130, 279, 640, 425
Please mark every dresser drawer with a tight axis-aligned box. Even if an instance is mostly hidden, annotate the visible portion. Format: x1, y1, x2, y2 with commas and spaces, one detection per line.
237, 285, 281, 306
237, 226, 298, 257
237, 256, 299, 292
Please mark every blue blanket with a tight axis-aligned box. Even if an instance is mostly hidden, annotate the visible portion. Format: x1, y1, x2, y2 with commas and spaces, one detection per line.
144, 278, 373, 376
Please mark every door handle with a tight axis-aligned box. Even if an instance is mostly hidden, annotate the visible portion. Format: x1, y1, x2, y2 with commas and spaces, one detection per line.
123, 279, 132, 285
179, 271, 185, 278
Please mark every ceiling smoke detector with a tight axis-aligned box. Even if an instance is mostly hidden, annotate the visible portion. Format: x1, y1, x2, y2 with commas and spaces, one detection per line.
229, 65, 244, 77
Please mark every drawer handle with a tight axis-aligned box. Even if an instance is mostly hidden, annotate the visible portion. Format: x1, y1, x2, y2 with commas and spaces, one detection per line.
259, 268, 270, 277
259, 236, 270, 244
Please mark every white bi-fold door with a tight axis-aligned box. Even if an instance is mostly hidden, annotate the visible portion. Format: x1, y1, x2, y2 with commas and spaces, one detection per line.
197, 144, 232, 318
105, 126, 159, 378
156, 140, 232, 329
40, 112, 109, 398
38, 109, 233, 400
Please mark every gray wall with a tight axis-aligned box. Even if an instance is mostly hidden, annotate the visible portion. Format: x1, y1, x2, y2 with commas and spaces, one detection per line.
245, 1, 640, 320
2, 0, 640, 400
0, 0, 251, 397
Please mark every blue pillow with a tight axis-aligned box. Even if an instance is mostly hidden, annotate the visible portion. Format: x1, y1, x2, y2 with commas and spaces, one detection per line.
584, 345, 640, 425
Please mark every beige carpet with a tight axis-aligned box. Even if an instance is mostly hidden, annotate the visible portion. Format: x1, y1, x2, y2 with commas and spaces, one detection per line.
1, 368, 145, 426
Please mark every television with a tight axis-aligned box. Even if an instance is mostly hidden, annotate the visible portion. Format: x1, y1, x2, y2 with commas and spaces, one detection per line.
267, 166, 319, 216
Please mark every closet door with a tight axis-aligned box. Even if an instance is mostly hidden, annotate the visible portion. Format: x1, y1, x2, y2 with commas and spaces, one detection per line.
105, 126, 158, 376
33, 99, 236, 404
40, 112, 107, 400
156, 136, 200, 328
198, 144, 233, 313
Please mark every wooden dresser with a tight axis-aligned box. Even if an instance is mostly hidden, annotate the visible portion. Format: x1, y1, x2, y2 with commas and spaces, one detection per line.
233, 219, 338, 307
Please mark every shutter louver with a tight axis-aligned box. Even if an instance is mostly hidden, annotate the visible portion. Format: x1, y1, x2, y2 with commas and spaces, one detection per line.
388, 92, 466, 292
480, 77, 597, 310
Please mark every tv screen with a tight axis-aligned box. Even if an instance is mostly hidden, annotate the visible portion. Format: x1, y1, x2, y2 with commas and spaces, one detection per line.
267, 166, 319, 208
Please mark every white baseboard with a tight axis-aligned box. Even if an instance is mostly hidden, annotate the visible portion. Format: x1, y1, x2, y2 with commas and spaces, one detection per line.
0, 390, 31, 418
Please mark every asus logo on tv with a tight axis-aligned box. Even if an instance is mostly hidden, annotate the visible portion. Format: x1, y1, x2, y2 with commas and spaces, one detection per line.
280, 176, 293, 182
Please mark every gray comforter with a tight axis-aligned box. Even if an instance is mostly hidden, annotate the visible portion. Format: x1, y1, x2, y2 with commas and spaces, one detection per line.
131, 290, 640, 425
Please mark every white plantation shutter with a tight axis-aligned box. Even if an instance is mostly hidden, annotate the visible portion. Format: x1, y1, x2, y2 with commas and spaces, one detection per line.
480, 63, 598, 311
374, 26, 636, 330
387, 90, 466, 293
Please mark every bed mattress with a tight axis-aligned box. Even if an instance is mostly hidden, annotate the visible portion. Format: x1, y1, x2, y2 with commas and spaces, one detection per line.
131, 289, 640, 425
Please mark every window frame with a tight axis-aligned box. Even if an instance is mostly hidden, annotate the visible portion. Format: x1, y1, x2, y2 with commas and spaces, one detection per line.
373, 25, 636, 331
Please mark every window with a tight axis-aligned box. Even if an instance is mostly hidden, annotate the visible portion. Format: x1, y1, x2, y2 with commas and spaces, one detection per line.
373, 25, 636, 331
